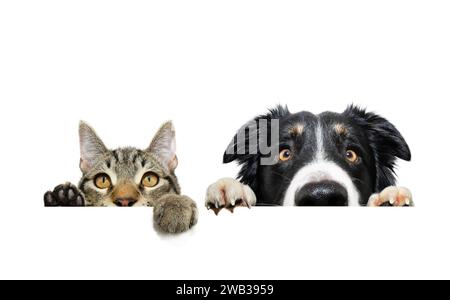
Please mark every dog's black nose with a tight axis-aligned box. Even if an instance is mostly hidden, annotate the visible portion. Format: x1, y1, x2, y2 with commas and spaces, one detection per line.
295, 180, 348, 206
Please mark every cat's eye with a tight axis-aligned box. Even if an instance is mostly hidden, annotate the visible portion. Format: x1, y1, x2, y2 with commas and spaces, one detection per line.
279, 148, 292, 162
141, 172, 159, 188
94, 173, 112, 189
345, 149, 359, 163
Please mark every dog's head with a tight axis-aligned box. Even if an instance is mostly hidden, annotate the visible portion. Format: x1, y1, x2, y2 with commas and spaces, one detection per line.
223, 105, 411, 206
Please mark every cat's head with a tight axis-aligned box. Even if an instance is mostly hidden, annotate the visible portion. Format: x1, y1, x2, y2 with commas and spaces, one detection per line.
78, 121, 180, 207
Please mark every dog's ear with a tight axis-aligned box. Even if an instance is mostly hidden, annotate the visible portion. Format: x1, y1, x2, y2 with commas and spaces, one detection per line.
344, 105, 411, 191
223, 105, 290, 189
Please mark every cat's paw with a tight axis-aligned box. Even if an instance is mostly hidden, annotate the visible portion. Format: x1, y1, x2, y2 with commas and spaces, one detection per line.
205, 178, 257, 215
367, 186, 413, 207
44, 182, 85, 206
153, 194, 198, 234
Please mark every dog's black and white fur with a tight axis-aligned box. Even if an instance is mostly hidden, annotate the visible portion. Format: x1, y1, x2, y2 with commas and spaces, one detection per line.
206, 105, 412, 212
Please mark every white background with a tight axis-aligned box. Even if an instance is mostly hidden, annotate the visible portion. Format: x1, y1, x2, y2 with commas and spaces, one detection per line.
1, 0, 449, 279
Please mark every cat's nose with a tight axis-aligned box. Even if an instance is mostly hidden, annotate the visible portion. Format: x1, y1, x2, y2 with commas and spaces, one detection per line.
114, 198, 137, 207
112, 183, 140, 206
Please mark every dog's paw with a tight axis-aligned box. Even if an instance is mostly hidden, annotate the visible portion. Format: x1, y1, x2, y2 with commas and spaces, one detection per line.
367, 186, 413, 207
44, 182, 85, 207
153, 194, 198, 234
205, 178, 257, 215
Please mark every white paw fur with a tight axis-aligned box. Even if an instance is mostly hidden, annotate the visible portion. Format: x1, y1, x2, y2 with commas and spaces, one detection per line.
367, 186, 413, 207
205, 178, 257, 214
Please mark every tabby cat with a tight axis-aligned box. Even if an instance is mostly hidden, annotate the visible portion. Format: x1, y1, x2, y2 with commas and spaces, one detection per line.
44, 121, 198, 233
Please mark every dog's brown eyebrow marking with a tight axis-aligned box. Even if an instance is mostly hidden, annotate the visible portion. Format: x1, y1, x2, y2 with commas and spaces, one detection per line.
289, 123, 304, 136
334, 123, 348, 135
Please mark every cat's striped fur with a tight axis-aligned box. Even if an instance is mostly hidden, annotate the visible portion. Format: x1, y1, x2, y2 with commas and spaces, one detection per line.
44, 121, 198, 233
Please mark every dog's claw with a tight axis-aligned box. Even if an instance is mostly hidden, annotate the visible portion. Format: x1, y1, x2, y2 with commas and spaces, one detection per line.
368, 186, 413, 207
205, 178, 257, 215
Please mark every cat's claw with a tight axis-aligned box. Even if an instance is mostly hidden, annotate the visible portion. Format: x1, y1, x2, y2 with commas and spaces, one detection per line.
44, 182, 85, 206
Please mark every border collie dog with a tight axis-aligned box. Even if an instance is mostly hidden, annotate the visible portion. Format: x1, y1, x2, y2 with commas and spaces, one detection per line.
206, 105, 412, 213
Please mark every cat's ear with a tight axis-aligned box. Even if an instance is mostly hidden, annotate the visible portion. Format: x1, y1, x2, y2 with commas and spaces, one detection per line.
147, 121, 178, 172
79, 121, 108, 173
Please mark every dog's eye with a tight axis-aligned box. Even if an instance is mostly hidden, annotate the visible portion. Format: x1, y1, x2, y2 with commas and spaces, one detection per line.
141, 172, 159, 188
345, 150, 359, 163
94, 173, 112, 189
279, 149, 292, 161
